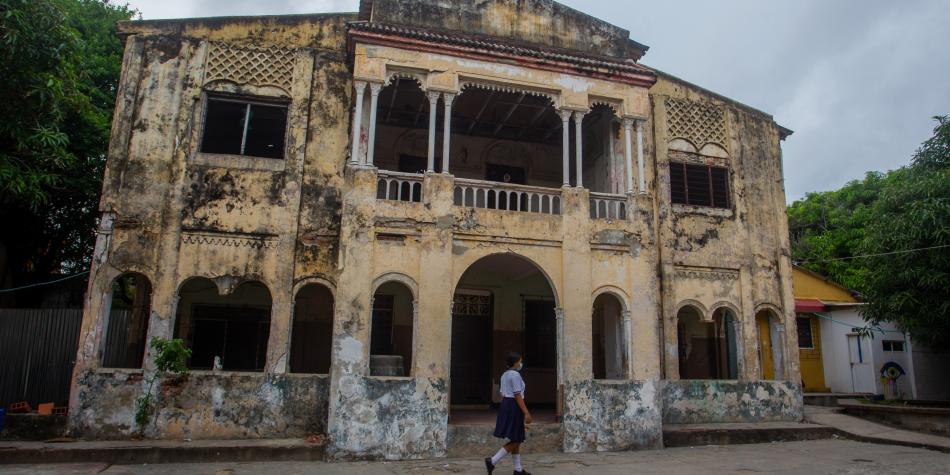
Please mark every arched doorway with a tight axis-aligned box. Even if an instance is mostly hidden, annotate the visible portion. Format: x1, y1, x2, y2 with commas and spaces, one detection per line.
174, 278, 272, 371
101, 272, 152, 368
370, 280, 415, 376
592, 292, 626, 380
290, 283, 334, 374
677, 305, 738, 379
756, 308, 784, 380
450, 253, 558, 424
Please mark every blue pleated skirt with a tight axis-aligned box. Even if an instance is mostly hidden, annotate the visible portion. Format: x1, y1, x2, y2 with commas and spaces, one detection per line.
493, 397, 526, 442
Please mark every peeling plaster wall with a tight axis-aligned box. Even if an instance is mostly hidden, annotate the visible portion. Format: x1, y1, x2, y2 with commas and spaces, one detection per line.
71, 370, 329, 439
327, 375, 447, 460
562, 380, 662, 452
662, 380, 803, 424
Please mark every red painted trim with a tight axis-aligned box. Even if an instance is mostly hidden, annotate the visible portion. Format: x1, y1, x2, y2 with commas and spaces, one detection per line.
795, 299, 826, 313
349, 30, 657, 88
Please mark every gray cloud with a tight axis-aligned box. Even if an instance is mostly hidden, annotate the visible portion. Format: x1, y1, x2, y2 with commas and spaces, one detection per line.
127, 0, 950, 201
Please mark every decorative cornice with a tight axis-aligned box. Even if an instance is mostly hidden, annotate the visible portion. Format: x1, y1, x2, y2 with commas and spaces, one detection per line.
348, 21, 656, 87
674, 266, 739, 281
181, 230, 279, 250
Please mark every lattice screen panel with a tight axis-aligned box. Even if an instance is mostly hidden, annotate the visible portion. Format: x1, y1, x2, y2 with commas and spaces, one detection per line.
665, 97, 726, 149
204, 42, 296, 92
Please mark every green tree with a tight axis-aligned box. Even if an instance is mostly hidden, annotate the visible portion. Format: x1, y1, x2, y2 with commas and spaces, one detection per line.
788, 172, 885, 291
860, 116, 950, 349
0, 0, 135, 301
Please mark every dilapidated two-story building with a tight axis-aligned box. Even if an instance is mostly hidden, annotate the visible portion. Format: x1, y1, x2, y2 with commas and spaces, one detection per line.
69, 0, 803, 459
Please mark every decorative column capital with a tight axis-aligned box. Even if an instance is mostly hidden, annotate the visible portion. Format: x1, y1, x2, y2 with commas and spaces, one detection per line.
555, 307, 565, 320
622, 117, 636, 129
354, 79, 367, 92
368, 81, 382, 96
558, 109, 573, 122
442, 92, 456, 104
571, 110, 587, 124
426, 90, 441, 104
622, 310, 632, 322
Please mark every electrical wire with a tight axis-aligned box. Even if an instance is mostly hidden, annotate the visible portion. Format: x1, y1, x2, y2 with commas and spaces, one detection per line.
798, 244, 950, 264
0, 271, 90, 293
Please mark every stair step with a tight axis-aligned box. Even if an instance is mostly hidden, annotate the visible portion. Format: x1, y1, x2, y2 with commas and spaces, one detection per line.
663, 422, 834, 448
446, 423, 562, 458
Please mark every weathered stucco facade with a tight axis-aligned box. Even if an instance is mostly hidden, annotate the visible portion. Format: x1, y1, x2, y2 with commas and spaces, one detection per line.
69, 0, 801, 459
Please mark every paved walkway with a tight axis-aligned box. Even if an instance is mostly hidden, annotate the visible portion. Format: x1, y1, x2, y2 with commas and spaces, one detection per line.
0, 439, 947, 474
805, 404, 950, 453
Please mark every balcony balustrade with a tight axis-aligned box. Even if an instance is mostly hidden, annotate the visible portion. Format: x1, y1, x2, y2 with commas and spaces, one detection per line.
453, 178, 561, 215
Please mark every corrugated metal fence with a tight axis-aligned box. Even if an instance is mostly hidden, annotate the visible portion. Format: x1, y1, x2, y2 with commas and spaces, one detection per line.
0, 309, 83, 408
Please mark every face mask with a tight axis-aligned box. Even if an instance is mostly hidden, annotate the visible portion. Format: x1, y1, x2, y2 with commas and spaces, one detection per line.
516, 362, 524, 371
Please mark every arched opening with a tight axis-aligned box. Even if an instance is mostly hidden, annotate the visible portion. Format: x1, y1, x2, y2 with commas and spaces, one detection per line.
101, 273, 152, 368
677, 305, 739, 379
592, 292, 626, 380
582, 103, 624, 193
756, 308, 784, 380
174, 278, 272, 372
373, 77, 432, 178
290, 283, 334, 374
450, 253, 558, 424
370, 281, 414, 376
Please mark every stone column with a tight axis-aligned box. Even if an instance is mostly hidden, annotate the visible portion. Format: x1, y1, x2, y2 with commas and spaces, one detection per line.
441, 92, 454, 174
426, 91, 440, 172
637, 119, 646, 193
560, 186, 592, 383
622, 310, 633, 379
350, 81, 367, 166
623, 118, 635, 194
365, 82, 381, 166
559, 110, 572, 187
573, 111, 586, 188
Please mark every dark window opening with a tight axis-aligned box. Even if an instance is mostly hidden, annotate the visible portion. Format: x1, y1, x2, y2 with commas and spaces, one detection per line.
882, 340, 905, 352
524, 299, 557, 369
190, 306, 270, 371
669, 162, 730, 208
200, 96, 288, 159
797, 317, 815, 349
174, 279, 272, 372
370, 282, 414, 376
485, 163, 527, 185
101, 273, 152, 368
398, 154, 436, 174
290, 284, 334, 374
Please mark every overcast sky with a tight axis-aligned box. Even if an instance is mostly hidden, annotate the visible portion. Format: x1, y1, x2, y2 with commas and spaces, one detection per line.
122, 0, 950, 202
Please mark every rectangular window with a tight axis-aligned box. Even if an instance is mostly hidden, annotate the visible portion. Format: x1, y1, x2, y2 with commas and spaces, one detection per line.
200, 95, 288, 159
797, 317, 814, 349
669, 162, 730, 208
882, 340, 905, 352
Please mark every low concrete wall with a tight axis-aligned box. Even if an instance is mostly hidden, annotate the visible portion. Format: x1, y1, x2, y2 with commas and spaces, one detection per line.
446, 423, 562, 458
70, 370, 329, 439
0, 414, 67, 441
562, 379, 663, 452
839, 399, 950, 437
326, 375, 448, 460
662, 380, 803, 424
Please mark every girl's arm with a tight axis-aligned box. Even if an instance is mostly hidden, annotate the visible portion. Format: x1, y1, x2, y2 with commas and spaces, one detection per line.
514, 393, 532, 424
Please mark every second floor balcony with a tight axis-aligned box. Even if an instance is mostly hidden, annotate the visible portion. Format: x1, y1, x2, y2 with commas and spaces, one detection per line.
354, 78, 646, 226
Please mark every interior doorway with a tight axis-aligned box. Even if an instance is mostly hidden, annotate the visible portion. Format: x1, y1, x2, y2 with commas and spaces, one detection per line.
449, 253, 558, 425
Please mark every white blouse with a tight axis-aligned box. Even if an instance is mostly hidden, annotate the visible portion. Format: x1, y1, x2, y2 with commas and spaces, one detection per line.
499, 369, 526, 399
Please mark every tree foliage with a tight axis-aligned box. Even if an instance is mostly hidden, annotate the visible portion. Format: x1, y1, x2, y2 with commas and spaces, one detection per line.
0, 0, 135, 301
860, 117, 950, 349
789, 116, 950, 349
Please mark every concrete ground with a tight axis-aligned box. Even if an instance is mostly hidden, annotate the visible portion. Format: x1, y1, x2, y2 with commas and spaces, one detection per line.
805, 404, 950, 452
1, 439, 948, 475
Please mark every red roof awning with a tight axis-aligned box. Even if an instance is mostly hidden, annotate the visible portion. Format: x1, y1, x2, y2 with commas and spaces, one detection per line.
795, 298, 826, 313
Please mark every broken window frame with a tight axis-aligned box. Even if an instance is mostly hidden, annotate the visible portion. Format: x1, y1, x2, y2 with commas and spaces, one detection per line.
669, 161, 731, 209
198, 93, 290, 160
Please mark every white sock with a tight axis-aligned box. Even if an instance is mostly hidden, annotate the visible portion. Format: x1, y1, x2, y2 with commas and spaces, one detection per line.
513, 454, 523, 471
490, 447, 508, 465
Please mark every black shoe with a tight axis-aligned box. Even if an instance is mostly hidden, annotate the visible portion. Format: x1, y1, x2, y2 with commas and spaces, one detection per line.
514, 470, 531, 475
485, 458, 495, 474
